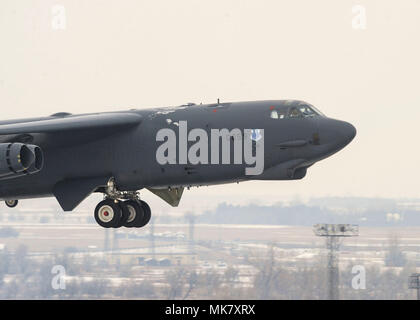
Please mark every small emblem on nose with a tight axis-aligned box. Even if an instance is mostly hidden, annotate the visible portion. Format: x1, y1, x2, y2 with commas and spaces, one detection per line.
250, 129, 262, 141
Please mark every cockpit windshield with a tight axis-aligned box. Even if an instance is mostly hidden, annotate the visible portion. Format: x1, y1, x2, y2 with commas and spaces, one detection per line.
269, 103, 323, 120
298, 105, 317, 117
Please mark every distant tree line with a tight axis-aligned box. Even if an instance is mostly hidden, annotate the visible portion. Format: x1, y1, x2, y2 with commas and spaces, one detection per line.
0, 237, 416, 299
193, 202, 420, 227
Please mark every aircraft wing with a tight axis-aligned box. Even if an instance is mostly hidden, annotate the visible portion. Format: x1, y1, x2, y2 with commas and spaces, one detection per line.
0, 112, 143, 211
0, 112, 142, 135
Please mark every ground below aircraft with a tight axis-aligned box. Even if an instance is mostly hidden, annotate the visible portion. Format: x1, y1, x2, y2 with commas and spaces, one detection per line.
0, 100, 356, 228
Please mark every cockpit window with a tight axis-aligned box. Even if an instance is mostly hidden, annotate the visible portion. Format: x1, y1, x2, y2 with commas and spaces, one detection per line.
288, 107, 302, 118
269, 103, 322, 120
298, 105, 316, 117
309, 104, 325, 116
278, 110, 286, 119
270, 110, 278, 119
270, 110, 286, 119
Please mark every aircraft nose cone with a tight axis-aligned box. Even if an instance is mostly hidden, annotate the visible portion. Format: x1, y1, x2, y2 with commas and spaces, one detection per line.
314, 118, 357, 159
330, 120, 356, 151
341, 121, 357, 145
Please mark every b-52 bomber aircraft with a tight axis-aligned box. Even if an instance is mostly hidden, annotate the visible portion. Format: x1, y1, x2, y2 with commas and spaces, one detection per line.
0, 100, 356, 228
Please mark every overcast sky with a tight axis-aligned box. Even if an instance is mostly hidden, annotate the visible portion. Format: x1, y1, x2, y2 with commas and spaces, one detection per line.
1, 0, 420, 213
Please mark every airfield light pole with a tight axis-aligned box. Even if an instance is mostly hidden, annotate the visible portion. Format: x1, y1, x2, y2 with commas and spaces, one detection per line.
185, 213, 196, 255
104, 228, 110, 252
112, 229, 120, 267
408, 273, 420, 300
313, 224, 359, 300
150, 216, 156, 259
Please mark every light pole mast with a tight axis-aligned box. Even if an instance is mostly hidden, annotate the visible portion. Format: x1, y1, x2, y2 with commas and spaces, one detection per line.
409, 273, 420, 300
313, 224, 359, 300
185, 213, 196, 255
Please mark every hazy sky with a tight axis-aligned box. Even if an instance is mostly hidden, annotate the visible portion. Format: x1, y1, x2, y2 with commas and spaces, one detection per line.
1, 1, 420, 213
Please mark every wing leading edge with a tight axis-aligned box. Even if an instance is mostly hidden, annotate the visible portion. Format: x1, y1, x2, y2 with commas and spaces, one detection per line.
0, 112, 142, 135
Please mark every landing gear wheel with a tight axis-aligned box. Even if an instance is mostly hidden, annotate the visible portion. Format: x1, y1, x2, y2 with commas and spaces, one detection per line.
118, 202, 130, 226
5, 200, 18, 208
138, 200, 151, 228
94, 199, 122, 228
122, 200, 145, 228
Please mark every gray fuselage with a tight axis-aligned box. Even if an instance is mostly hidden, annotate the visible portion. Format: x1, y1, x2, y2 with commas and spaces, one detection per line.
0, 100, 356, 209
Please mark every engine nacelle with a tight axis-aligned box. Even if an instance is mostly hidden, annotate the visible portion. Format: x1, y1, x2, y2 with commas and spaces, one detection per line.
26, 144, 44, 173
0, 143, 44, 180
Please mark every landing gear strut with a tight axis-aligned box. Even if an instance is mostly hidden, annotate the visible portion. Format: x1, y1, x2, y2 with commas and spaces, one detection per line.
94, 179, 152, 229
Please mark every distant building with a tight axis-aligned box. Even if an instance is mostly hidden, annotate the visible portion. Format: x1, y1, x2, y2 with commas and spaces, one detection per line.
144, 258, 158, 266
158, 258, 171, 267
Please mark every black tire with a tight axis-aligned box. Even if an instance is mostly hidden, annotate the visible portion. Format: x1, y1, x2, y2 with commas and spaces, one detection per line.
118, 201, 130, 226
94, 199, 122, 228
5, 200, 18, 208
138, 200, 151, 228
123, 200, 144, 228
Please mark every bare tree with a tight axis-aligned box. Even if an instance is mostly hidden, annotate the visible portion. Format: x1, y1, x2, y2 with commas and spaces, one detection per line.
165, 268, 189, 299
385, 235, 407, 267
123, 280, 156, 299
224, 267, 239, 284
200, 270, 221, 297
252, 245, 280, 299
182, 270, 198, 300
14, 244, 29, 274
